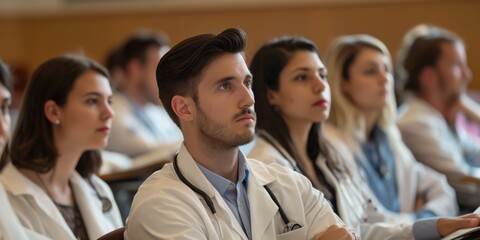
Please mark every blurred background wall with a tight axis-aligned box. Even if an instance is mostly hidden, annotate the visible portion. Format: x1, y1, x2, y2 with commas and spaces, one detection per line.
0, 0, 478, 88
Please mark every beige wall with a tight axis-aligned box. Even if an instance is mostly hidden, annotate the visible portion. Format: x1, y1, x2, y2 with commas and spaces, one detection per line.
1, 0, 479, 88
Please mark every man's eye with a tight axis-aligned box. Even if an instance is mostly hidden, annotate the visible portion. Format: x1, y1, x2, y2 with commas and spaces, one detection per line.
219, 83, 231, 90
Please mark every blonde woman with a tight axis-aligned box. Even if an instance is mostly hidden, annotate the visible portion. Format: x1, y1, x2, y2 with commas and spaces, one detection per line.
325, 34, 457, 224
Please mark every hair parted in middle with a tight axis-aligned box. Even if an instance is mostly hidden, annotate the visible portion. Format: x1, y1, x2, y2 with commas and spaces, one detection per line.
250, 36, 322, 163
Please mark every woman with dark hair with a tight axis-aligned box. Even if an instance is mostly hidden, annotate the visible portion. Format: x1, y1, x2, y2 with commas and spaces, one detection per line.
0, 55, 122, 239
248, 36, 480, 239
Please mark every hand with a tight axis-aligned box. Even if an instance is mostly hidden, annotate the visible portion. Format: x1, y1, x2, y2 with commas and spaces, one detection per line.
313, 224, 359, 240
437, 213, 480, 237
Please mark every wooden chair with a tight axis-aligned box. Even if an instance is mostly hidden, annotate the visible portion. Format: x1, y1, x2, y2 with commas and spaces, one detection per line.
97, 227, 125, 240
100, 159, 171, 182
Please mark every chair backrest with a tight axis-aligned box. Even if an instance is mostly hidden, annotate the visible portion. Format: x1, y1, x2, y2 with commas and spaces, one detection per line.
97, 227, 125, 240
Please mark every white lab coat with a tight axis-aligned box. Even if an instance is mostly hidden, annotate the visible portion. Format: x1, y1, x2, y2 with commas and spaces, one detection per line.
397, 96, 480, 175
0, 163, 123, 240
248, 133, 424, 239
0, 183, 52, 240
398, 96, 480, 206
125, 144, 344, 240
323, 124, 458, 222
107, 92, 183, 157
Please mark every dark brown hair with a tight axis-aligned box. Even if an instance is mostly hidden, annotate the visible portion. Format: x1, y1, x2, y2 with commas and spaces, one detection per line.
121, 31, 169, 69
156, 28, 247, 127
5, 55, 110, 178
250, 36, 339, 181
251, 36, 322, 162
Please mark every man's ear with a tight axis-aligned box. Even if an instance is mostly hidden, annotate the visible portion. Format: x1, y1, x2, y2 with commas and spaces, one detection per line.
419, 66, 438, 90
171, 96, 194, 123
126, 59, 143, 83
44, 100, 61, 124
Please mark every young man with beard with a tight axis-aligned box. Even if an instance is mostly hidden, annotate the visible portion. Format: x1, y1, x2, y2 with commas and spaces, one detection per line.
397, 24, 480, 209
125, 28, 357, 240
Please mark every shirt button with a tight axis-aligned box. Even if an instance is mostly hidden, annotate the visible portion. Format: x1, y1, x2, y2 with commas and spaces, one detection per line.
228, 184, 235, 190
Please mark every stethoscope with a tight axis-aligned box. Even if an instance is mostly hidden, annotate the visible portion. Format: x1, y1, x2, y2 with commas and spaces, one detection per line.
87, 178, 112, 213
172, 153, 302, 234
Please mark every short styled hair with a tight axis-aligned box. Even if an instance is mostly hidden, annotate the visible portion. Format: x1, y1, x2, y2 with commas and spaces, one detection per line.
156, 28, 247, 127
397, 24, 463, 94
121, 31, 169, 69
7, 55, 110, 178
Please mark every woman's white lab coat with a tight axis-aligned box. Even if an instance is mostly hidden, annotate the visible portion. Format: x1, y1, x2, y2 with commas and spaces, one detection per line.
0, 163, 123, 240
248, 131, 454, 239
125, 144, 344, 240
0, 183, 51, 240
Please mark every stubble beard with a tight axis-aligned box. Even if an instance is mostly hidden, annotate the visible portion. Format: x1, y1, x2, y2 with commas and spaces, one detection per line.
196, 104, 255, 152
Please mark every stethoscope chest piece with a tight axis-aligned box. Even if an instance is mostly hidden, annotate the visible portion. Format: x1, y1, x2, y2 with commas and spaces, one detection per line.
87, 178, 113, 213
100, 196, 113, 213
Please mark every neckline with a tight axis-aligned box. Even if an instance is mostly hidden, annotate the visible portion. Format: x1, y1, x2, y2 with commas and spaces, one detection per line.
35, 172, 75, 207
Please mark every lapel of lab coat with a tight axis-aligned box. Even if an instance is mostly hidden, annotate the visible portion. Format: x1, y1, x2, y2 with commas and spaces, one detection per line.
70, 172, 116, 239
0, 163, 75, 239
176, 144, 248, 239
246, 161, 279, 239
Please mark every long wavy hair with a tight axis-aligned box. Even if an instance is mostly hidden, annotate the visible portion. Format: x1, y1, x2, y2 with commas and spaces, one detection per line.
326, 35, 411, 163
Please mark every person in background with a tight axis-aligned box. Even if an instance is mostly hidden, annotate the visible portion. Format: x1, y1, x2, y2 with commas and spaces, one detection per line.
0, 55, 123, 240
126, 28, 357, 240
104, 47, 126, 92
106, 31, 182, 158
99, 46, 133, 175
248, 35, 478, 239
324, 34, 458, 222
396, 24, 480, 209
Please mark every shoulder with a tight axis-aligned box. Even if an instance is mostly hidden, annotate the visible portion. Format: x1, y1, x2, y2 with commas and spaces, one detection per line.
397, 98, 441, 125
248, 159, 311, 189
132, 164, 199, 205
248, 137, 282, 165
128, 164, 209, 222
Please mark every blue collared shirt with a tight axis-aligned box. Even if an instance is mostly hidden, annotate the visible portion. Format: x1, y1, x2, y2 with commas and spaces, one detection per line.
196, 152, 252, 239
361, 126, 437, 219
360, 126, 400, 213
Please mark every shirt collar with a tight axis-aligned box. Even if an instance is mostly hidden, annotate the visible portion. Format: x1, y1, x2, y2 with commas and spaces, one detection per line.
363, 126, 387, 147
196, 150, 250, 195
